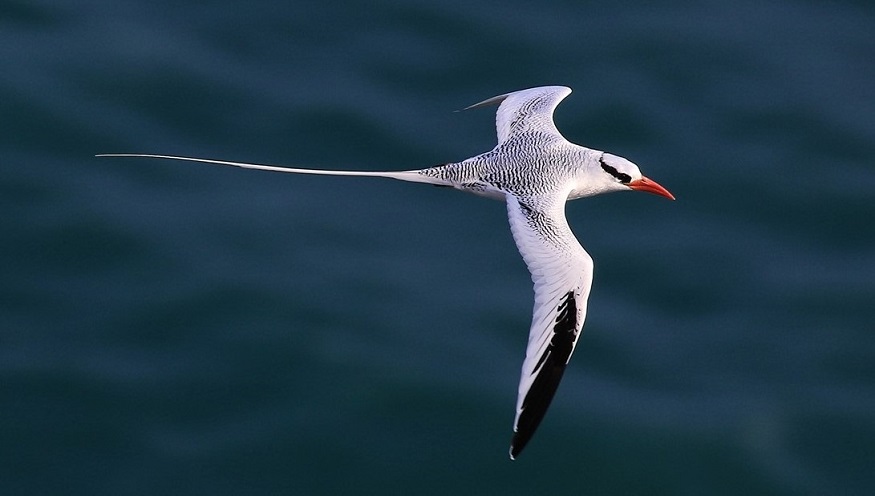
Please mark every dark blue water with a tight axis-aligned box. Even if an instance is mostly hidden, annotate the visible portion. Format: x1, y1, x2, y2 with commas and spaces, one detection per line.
3, 1, 874, 494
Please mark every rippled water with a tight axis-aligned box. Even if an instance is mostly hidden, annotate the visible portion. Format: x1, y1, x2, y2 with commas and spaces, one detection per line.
2, 1, 874, 494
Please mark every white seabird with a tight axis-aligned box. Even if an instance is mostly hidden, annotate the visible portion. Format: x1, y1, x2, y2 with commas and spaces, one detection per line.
100, 85, 675, 459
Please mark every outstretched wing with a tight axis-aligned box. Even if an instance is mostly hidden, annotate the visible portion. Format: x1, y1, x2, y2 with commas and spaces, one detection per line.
505, 194, 594, 459
465, 86, 572, 145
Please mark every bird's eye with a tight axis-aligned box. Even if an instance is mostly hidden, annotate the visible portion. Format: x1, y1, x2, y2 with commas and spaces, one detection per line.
599, 158, 632, 184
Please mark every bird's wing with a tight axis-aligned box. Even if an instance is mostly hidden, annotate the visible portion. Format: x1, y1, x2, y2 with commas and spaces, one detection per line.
504, 194, 594, 459
465, 86, 572, 145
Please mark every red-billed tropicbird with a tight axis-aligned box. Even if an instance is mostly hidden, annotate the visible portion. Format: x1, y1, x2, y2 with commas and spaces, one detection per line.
99, 85, 675, 459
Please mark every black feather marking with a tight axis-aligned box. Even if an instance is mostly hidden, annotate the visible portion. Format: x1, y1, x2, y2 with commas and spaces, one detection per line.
510, 290, 579, 458
599, 157, 632, 184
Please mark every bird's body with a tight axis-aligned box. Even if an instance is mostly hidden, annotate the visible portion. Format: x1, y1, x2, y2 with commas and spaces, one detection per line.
100, 85, 674, 459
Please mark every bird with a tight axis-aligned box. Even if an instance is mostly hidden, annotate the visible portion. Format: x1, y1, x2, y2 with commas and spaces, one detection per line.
99, 85, 674, 459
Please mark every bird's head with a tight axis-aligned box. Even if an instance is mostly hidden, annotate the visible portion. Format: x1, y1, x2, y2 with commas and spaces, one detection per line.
576, 152, 675, 200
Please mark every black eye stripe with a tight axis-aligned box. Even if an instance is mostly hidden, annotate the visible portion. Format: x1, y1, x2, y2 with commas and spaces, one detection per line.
599, 157, 632, 184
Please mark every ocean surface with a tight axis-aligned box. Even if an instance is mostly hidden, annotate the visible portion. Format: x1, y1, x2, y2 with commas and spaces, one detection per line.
2, 1, 874, 494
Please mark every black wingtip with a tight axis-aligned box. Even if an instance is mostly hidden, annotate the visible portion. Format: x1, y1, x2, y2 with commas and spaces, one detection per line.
509, 435, 527, 460
462, 93, 510, 112
507, 290, 579, 461
509, 421, 540, 460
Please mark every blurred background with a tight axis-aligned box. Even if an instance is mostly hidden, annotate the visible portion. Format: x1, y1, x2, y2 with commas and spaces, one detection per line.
2, 0, 873, 494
